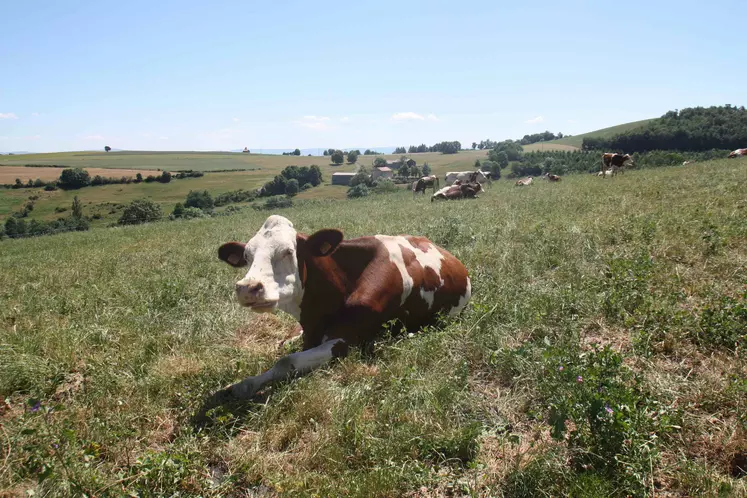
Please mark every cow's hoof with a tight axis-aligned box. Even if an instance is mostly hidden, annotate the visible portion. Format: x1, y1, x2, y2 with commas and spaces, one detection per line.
231, 377, 260, 399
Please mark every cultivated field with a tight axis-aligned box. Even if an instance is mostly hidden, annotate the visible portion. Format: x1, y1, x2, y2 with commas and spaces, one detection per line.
0, 150, 490, 224
521, 142, 580, 153
1, 159, 745, 496
0, 150, 490, 174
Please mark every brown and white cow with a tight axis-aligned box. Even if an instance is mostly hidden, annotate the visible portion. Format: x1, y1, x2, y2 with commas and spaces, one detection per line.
431, 182, 482, 201
728, 148, 747, 158
601, 153, 634, 177
514, 176, 533, 186
217, 215, 471, 398
544, 173, 561, 182
445, 170, 490, 189
412, 175, 440, 197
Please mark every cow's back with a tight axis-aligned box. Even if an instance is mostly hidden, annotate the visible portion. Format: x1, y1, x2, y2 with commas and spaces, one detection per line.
300, 234, 470, 347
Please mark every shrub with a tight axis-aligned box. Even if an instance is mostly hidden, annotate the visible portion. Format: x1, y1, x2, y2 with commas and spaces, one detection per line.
44, 184, 58, 191
180, 207, 207, 219
71, 196, 83, 219
58, 168, 91, 190
184, 190, 214, 211
170, 203, 185, 218
347, 184, 370, 198
372, 178, 397, 193
159, 171, 172, 183
285, 178, 300, 197
253, 196, 293, 210
118, 199, 162, 225
301, 182, 313, 191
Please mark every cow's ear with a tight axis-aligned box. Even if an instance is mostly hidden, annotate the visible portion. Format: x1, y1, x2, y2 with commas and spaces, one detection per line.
306, 229, 343, 257
218, 242, 248, 267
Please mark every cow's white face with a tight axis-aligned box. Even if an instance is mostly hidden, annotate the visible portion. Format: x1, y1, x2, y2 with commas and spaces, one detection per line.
219, 215, 302, 314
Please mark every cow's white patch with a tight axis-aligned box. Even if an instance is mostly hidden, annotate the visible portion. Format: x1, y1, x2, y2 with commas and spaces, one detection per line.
449, 277, 471, 316
235, 215, 304, 319
375, 235, 445, 306
420, 288, 436, 309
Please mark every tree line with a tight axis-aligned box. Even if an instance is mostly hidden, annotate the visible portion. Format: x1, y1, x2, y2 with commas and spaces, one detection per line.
582, 105, 747, 152
392, 141, 463, 155
3, 168, 204, 190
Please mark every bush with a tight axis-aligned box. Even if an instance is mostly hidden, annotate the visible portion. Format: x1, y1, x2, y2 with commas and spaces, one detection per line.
170, 203, 185, 218
118, 199, 162, 225
285, 178, 300, 197
44, 184, 58, 191
58, 168, 91, 190
301, 182, 313, 191
347, 151, 359, 164
159, 171, 172, 183
184, 190, 214, 211
347, 184, 370, 198
372, 178, 397, 193
214, 189, 256, 206
253, 196, 293, 210
180, 207, 207, 219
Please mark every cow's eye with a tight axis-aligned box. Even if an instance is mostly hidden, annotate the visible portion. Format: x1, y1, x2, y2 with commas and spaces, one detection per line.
282, 249, 294, 258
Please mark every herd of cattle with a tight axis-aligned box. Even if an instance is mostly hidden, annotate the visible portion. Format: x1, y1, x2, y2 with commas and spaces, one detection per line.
413, 148, 747, 201
211, 148, 746, 400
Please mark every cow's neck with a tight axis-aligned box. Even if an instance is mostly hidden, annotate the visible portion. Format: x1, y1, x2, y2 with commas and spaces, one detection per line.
277, 292, 302, 321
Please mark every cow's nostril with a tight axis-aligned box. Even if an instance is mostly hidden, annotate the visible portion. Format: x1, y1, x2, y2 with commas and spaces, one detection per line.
237, 281, 264, 295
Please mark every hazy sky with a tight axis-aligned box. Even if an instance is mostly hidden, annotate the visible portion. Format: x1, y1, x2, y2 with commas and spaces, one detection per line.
1, 0, 745, 152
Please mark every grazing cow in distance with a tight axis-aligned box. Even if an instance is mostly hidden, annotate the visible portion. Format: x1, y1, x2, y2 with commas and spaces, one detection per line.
217, 215, 471, 399
431, 182, 482, 202
445, 170, 490, 189
412, 175, 440, 197
682, 161, 692, 166
515, 176, 533, 186
544, 173, 561, 182
601, 153, 634, 178
728, 148, 747, 158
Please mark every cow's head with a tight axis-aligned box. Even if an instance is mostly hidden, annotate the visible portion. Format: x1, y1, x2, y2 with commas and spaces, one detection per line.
218, 215, 343, 312
623, 154, 635, 167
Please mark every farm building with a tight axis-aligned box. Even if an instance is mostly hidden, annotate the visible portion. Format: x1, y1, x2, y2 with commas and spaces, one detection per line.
372, 166, 393, 181
331, 172, 356, 186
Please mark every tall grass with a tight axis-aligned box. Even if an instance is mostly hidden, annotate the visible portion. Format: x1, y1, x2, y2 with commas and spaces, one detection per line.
1, 159, 745, 496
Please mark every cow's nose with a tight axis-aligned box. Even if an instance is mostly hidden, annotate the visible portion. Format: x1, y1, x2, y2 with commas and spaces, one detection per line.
236, 281, 264, 296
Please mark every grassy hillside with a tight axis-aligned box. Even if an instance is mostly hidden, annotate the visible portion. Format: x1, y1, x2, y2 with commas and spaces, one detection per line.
1, 158, 745, 496
0, 150, 489, 224
545, 118, 657, 149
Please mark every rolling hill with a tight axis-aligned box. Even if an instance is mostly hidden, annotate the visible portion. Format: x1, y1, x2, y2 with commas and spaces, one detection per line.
542, 118, 657, 149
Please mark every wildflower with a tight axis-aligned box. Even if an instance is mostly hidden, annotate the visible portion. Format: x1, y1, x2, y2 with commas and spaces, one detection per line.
558, 366, 564, 372
30, 401, 41, 412
576, 375, 583, 383
605, 405, 614, 414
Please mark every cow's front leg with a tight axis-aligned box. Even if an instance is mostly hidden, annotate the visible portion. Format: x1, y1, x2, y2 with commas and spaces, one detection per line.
229, 338, 348, 399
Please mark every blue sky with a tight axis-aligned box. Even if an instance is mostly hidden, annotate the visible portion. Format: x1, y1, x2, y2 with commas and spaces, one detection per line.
1, 0, 745, 153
